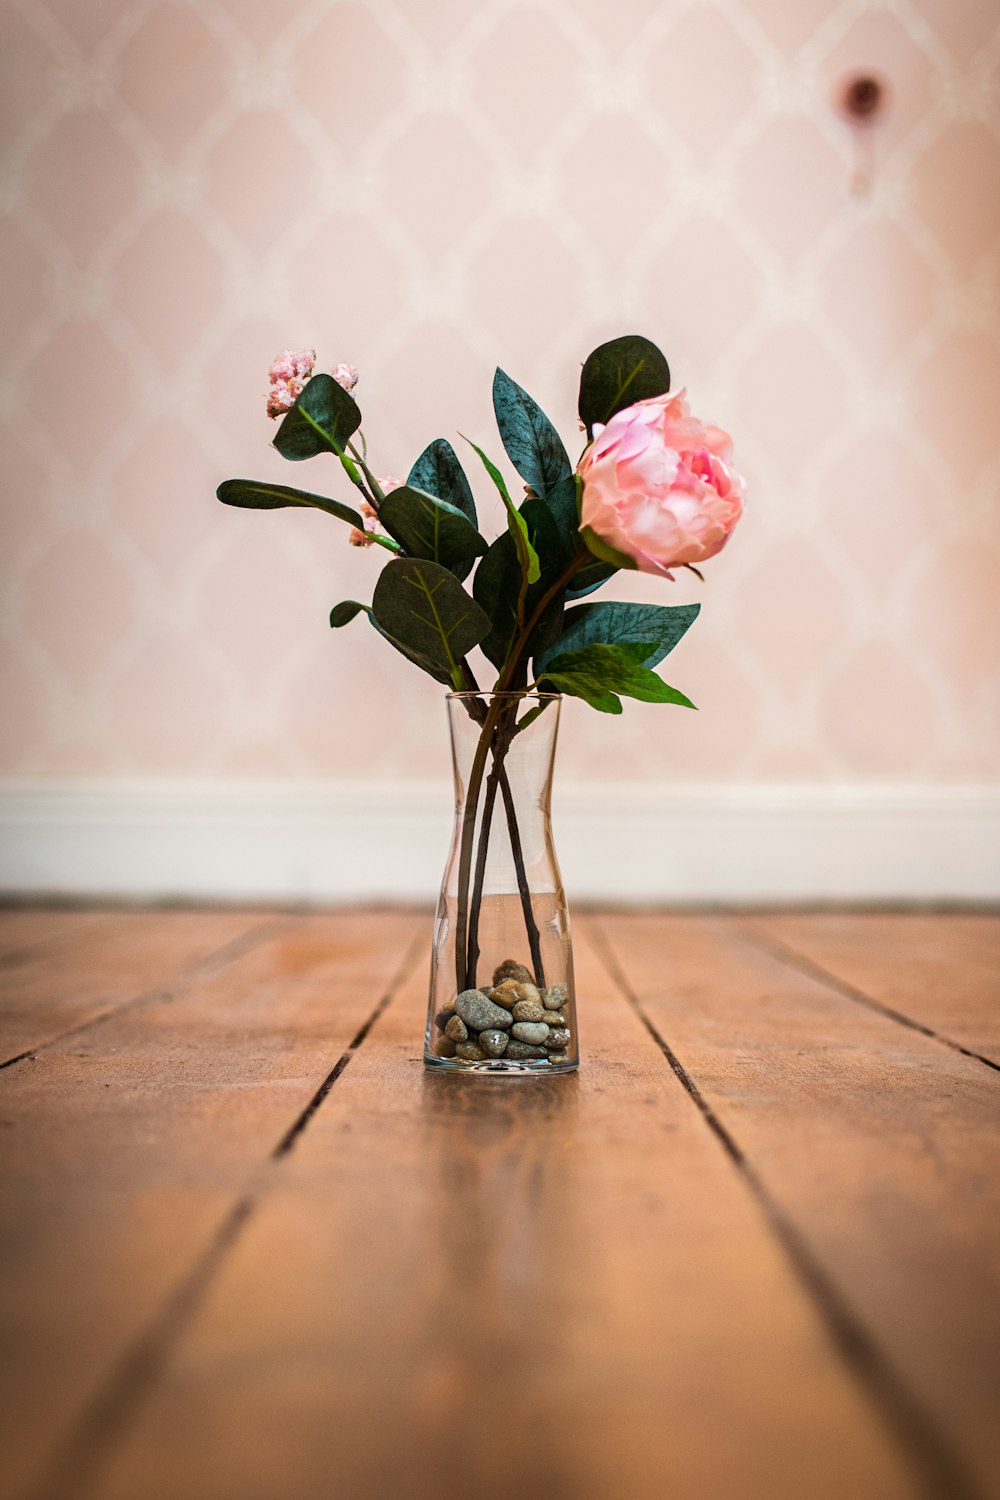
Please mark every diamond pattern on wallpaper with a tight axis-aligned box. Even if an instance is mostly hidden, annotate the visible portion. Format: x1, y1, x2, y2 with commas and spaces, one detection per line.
1, 0, 999, 781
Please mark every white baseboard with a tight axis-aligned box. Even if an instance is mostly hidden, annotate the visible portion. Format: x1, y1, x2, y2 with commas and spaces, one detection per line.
0, 779, 997, 904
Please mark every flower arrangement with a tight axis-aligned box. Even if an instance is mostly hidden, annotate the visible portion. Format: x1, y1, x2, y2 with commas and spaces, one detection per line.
218, 333, 744, 1069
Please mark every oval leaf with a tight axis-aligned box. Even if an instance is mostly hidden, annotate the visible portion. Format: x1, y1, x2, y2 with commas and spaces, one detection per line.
578, 335, 671, 436
407, 439, 477, 526
272, 373, 362, 461
378, 486, 487, 580
329, 599, 369, 628
372, 558, 490, 679
492, 367, 571, 497
218, 478, 364, 529
368, 615, 453, 686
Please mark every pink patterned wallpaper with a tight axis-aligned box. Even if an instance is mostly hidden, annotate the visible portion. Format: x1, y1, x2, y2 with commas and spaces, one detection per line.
2, 0, 998, 784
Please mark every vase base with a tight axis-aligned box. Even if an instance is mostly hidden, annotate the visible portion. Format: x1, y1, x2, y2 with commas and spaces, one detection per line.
423, 1053, 578, 1076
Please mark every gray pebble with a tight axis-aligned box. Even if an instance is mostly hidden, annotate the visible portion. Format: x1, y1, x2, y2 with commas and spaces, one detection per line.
543, 1010, 567, 1027
455, 1040, 487, 1061
434, 1007, 454, 1032
454, 989, 513, 1032
433, 1035, 457, 1058
478, 1029, 509, 1057
542, 985, 567, 1011
511, 1022, 550, 1045
546, 1052, 568, 1064
505, 1039, 548, 1059
492, 959, 533, 985
512, 1001, 547, 1024
543, 1028, 571, 1050
444, 1014, 468, 1042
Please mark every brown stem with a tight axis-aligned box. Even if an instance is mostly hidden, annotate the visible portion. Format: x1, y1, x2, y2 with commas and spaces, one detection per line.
453, 546, 589, 996
499, 763, 545, 986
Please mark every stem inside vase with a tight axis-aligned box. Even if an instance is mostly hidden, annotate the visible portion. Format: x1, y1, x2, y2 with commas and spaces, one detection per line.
463, 702, 546, 992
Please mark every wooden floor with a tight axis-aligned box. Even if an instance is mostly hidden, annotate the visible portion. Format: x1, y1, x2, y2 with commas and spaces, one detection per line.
1, 907, 998, 1500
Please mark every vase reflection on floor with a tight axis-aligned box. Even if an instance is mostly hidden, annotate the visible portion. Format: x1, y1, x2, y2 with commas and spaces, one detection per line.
424, 692, 578, 1074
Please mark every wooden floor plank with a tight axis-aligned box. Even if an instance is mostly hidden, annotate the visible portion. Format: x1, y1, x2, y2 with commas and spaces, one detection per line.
0, 910, 421, 1500
598, 913, 1000, 1500
0, 909, 278, 1063
88, 922, 916, 1500
0, 909, 108, 964
741, 913, 1000, 1065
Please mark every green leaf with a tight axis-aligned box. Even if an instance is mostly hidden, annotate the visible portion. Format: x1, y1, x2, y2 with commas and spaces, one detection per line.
328, 597, 452, 684
407, 439, 477, 526
534, 600, 701, 674
378, 486, 487, 580
369, 615, 454, 686
579, 524, 637, 572
533, 474, 618, 599
218, 478, 364, 530
566, 557, 618, 600
578, 335, 671, 437
462, 436, 540, 585
372, 558, 490, 683
329, 600, 369, 628
472, 510, 567, 673
272, 373, 362, 461
538, 641, 696, 714
492, 368, 571, 498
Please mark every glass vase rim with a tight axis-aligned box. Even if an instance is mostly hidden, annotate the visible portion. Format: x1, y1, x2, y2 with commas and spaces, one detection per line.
446, 690, 562, 703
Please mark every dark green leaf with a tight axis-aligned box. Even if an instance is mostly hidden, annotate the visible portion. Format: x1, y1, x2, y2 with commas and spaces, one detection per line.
372, 558, 490, 681
519, 494, 567, 577
492, 367, 571, 497
538, 641, 696, 714
218, 478, 364, 529
473, 509, 567, 673
579, 524, 637, 571
369, 615, 454, 685
472, 534, 520, 670
329, 600, 368, 628
566, 557, 618, 600
538, 471, 578, 536
378, 486, 487, 580
407, 439, 477, 526
531, 474, 618, 599
272, 373, 362, 461
578, 335, 671, 436
534, 600, 700, 675
462, 436, 540, 585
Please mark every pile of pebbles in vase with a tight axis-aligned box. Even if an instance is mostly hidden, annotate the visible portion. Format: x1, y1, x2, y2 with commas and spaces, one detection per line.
432, 959, 571, 1065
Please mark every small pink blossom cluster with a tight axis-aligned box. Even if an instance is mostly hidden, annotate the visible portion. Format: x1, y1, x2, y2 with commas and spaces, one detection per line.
348, 477, 402, 547
332, 362, 359, 394
349, 500, 380, 547
266, 349, 316, 419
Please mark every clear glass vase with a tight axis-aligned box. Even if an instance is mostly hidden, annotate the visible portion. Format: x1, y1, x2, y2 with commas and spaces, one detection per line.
424, 691, 578, 1074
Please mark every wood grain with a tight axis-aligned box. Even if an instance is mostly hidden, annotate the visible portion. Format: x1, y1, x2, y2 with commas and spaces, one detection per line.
0, 908, 107, 964
597, 913, 1000, 1500
0, 908, 277, 1063
0, 909, 421, 1500
88, 924, 914, 1500
740, 912, 1000, 1065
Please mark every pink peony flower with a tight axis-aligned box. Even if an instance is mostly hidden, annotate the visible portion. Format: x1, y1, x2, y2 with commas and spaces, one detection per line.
266, 348, 316, 419
578, 390, 745, 578
332, 362, 359, 393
